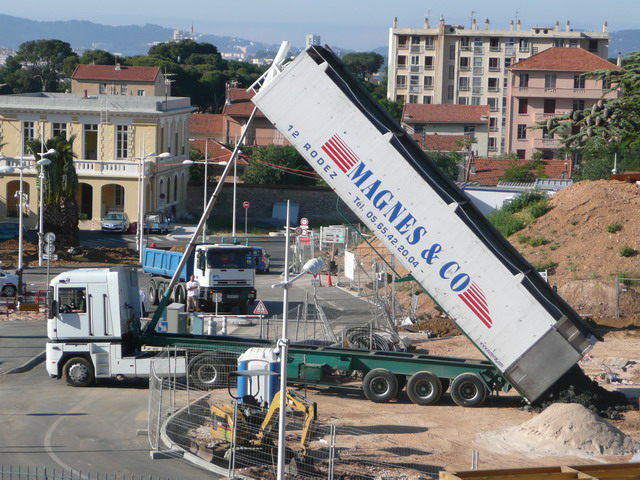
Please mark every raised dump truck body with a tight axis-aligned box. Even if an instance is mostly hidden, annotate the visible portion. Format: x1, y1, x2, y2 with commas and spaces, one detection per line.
249, 45, 598, 402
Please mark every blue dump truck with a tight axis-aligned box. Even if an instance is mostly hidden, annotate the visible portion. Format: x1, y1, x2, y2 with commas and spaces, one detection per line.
142, 244, 256, 314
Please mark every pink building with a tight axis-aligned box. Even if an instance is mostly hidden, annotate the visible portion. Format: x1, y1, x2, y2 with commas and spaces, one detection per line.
506, 47, 620, 163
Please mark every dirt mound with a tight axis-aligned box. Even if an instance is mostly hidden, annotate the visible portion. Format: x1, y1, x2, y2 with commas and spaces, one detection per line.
478, 403, 639, 457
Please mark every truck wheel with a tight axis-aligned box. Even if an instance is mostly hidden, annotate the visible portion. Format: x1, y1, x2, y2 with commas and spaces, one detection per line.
189, 353, 235, 389
362, 368, 398, 403
406, 371, 442, 405
148, 280, 158, 306
450, 373, 488, 407
157, 283, 166, 302
174, 284, 186, 304
63, 357, 94, 387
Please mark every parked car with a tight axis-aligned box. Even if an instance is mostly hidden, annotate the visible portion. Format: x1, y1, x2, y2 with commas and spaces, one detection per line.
0, 270, 19, 296
101, 212, 130, 233
252, 246, 271, 273
143, 211, 171, 234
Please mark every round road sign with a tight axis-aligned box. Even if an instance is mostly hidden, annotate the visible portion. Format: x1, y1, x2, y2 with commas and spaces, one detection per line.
300, 217, 309, 226
44, 232, 56, 244
243, 201, 250, 209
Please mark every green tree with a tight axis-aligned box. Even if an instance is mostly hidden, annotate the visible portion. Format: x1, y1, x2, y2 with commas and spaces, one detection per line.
241, 145, 318, 185
0, 40, 78, 93
27, 135, 80, 246
427, 152, 462, 181
499, 158, 548, 182
78, 49, 118, 66
342, 52, 384, 81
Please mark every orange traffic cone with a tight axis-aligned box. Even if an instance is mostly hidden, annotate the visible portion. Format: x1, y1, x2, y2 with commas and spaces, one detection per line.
327, 271, 333, 286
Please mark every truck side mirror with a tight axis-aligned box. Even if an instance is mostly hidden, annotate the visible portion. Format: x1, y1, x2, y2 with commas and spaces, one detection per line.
49, 299, 58, 319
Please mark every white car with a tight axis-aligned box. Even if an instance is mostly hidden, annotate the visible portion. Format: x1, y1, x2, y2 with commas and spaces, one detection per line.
101, 212, 130, 233
0, 270, 19, 296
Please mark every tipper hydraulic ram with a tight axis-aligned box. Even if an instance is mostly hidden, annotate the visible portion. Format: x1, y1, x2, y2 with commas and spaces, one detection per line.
250, 45, 599, 403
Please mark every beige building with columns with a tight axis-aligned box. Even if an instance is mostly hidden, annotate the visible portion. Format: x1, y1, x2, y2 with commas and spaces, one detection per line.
0, 92, 195, 230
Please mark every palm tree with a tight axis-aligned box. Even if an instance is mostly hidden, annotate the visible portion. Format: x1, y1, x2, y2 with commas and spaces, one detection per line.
27, 135, 80, 246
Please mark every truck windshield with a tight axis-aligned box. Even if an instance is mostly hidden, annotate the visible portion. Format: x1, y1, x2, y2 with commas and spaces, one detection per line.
207, 250, 252, 269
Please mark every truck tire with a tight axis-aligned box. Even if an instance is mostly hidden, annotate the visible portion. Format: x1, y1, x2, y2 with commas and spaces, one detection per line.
174, 284, 186, 305
63, 357, 95, 387
406, 371, 442, 405
189, 353, 235, 389
157, 283, 166, 303
148, 280, 158, 306
362, 368, 398, 403
450, 373, 488, 407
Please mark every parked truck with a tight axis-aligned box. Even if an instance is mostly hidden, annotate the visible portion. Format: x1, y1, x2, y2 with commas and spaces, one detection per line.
142, 244, 257, 314
44, 45, 599, 407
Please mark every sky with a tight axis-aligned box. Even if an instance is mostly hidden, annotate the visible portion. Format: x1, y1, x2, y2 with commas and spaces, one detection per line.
4, 0, 636, 51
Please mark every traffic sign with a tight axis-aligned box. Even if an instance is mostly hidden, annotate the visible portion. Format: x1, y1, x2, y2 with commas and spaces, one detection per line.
300, 217, 309, 226
253, 300, 269, 315
44, 243, 56, 255
44, 232, 56, 243
243, 201, 250, 209
42, 253, 58, 261
295, 227, 303, 235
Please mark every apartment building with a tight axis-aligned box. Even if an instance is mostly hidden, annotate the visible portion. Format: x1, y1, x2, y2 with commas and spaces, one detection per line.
506, 47, 620, 162
71, 64, 166, 97
0, 93, 194, 230
387, 16, 609, 154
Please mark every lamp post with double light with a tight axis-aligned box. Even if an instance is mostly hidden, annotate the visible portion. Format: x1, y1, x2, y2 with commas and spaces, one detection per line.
135, 152, 170, 263
36, 149, 55, 267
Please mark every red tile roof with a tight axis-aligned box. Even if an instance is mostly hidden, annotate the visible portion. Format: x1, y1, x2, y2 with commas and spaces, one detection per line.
189, 138, 248, 166
411, 133, 465, 152
72, 64, 161, 82
402, 104, 490, 124
468, 158, 570, 186
509, 47, 620, 72
189, 114, 223, 137
222, 88, 265, 117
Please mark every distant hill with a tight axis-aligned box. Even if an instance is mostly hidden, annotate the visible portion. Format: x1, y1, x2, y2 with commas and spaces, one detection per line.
610, 29, 640, 56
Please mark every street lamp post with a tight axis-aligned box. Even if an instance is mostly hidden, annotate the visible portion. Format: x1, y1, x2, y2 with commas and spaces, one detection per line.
36, 148, 55, 267
136, 152, 170, 263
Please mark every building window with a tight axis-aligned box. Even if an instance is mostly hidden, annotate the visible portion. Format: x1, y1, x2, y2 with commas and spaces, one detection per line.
116, 125, 129, 160
518, 98, 528, 114
411, 36, 421, 46
458, 97, 469, 105
464, 126, 476, 135
459, 77, 470, 91
488, 137, 497, 151
137, 89, 145, 96
409, 94, 418, 103
447, 85, 454, 100
541, 150, 554, 160
396, 75, 406, 88
99, 83, 107, 94
53, 122, 67, 139
397, 55, 407, 68
471, 96, 481, 105
119, 84, 127, 95
459, 57, 470, 71
448, 65, 455, 80
488, 77, 499, 92
602, 77, 612, 90
473, 37, 483, 54
504, 57, 513, 69
425, 36, 435, 49
22, 121, 35, 155
544, 99, 556, 114
517, 125, 527, 140
489, 37, 500, 51
460, 37, 471, 50
423, 76, 433, 89
410, 55, 420, 67
424, 56, 434, 69
488, 97, 499, 111
489, 117, 498, 131
573, 99, 585, 111
516, 149, 526, 159
414, 125, 425, 134
398, 35, 408, 47
519, 38, 529, 52
422, 95, 432, 104
472, 77, 482, 94
569, 39, 579, 48
574, 75, 586, 89
488, 57, 500, 71
395, 95, 404, 102
544, 74, 557, 89
450, 45, 456, 59
114, 185, 124, 208
553, 39, 565, 47
519, 74, 529, 87
589, 39, 598, 53
473, 56, 483, 75
410, 75, 420, 87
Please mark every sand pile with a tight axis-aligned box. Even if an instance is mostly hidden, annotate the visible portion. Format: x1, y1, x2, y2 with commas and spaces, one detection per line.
477, 403, 639, 458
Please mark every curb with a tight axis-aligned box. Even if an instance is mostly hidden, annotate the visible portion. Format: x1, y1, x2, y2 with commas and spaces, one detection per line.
2, 351, 46, 375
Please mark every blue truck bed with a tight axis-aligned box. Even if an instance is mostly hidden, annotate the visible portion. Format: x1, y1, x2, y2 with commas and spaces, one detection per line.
142, 247, 194, 281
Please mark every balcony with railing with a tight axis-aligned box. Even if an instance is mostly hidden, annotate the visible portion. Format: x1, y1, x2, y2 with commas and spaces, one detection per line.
490, 45, 501, 52
535, 111, 571, 122
519, 45, 530, 53
473, 46, 484, 54
488, 86, 500, 92
473, 67, 484, 75
409, 85, 422, 93
460, 65, 471, 71
515, 86, 614, 99
409, 65, 423, 73
533, 138, 562, 149
472, 87, 483, 95
489, 65, 501, 72
425, 43, 435, 50
461, 45, 472, 51
410, 45, 424, 54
